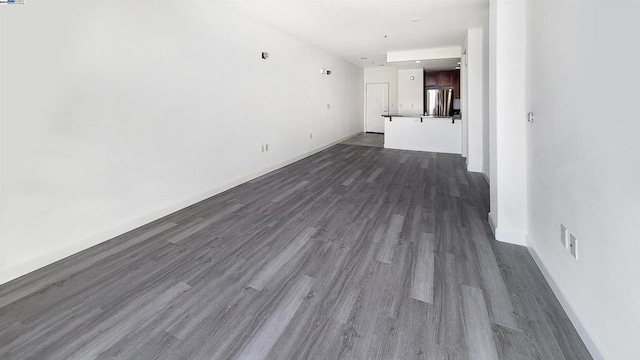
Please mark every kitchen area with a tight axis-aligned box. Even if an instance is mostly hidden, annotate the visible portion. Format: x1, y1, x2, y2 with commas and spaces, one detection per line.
364, 61, 464, 155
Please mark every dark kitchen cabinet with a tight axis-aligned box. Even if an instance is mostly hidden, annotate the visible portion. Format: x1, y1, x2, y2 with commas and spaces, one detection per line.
438, 71, 453, 86
453, 70, 460, 99
425, 70, 461, 99
425, 72, 438, 87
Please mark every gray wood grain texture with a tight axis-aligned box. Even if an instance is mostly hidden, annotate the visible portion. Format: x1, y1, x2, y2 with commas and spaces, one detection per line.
341, 133, 383, 148
236, 275, 315, 360
410, 232, 435, 304
461, 284, 500, 360
0, 142, 593, 360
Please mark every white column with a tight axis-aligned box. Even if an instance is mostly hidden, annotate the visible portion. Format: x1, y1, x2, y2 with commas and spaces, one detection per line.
489, 0, 528, 246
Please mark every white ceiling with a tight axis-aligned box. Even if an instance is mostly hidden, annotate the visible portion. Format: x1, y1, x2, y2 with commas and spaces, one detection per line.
214, 0, 489, 69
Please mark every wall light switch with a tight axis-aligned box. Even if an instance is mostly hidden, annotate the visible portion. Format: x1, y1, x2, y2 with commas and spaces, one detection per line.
569, 234, 578, 259
561, 225, 569, 248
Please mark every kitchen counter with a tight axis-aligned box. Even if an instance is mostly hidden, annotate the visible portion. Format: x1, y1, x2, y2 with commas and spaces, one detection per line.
382, 114, 423, 118
383, 115, 462, 154
382, 114, 460, 119
382, 114, 460, 125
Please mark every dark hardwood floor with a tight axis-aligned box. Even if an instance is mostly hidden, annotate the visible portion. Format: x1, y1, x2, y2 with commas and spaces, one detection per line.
0, 144, 592, 360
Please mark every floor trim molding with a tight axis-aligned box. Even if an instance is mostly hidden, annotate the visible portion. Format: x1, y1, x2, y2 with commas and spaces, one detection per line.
481, 171, 490, 185
527, 244, 607, 360
488, 212, 497, 235
494, 227, 526, 246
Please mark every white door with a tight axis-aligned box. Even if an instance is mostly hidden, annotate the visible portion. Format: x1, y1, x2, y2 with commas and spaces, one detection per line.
366, 83, 389, 133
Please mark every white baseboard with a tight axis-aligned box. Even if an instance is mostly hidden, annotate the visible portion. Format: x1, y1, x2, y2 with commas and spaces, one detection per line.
1, 132, 360, 285
526, 244, 607, 360
482, 171, 490, 185
488, 211, 497, 235
467, 164, 483, 173
487, 212, 526, 246
494, 227, 527, 246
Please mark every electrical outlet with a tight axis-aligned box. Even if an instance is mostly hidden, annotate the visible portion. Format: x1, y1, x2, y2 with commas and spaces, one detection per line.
310, 133, 313, 139
265, 144, 269, 151
569, 234, 578, 259
261, 145, 264, 153
560, 225, 569, 248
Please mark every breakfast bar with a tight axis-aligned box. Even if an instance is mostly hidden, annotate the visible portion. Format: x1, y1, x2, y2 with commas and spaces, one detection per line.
382, 114, 462, 154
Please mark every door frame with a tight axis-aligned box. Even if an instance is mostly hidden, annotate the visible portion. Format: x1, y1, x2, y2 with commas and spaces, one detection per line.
365, 82, 390, 133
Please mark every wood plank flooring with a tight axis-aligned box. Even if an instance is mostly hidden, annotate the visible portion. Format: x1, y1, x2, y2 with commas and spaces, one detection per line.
341, 133, 384, 147
0, 144, 593, 360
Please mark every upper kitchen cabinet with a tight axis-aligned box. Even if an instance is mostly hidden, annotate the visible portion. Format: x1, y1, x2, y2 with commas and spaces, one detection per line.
438, 71, 453, 86
424, 70, 461, 99
453, 70, 460, 99
425, 72, 438, 87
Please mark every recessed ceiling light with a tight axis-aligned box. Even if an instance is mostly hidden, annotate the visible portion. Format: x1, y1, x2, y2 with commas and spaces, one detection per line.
415, 60, 421, 63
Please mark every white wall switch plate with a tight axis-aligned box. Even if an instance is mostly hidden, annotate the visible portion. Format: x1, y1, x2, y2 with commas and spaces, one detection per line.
569, 234, 578, 259
561, 224, 569, 248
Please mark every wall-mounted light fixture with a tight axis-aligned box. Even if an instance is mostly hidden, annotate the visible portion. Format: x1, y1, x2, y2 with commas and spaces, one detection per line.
261, 52, 269, 59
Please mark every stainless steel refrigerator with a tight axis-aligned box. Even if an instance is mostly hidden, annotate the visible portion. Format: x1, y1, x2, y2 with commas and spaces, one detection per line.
424, 88, 454, 117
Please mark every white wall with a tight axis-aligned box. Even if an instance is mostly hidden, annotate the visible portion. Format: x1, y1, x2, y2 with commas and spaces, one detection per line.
464, 28, 486, 173
482, 25, 490, 181
488, 0, 528, 246
0, 0, 363, 284
397, 69, 424, 115
461, 52, 469, 158
525, 1, 640, 359
363, 66, 398, 120
387, 47, 462, 62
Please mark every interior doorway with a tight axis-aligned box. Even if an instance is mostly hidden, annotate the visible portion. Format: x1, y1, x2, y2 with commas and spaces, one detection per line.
365, 83, 389, 133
